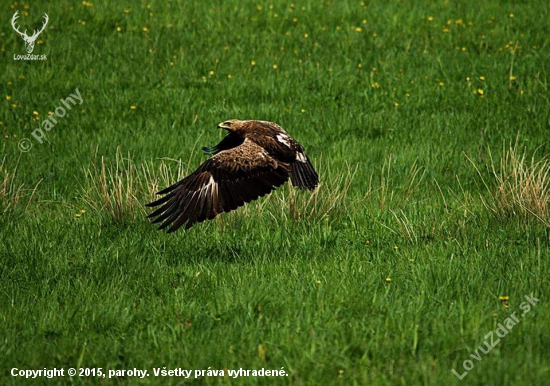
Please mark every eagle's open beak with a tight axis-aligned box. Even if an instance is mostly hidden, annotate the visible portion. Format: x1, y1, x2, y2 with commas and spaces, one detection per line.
217, 122, 231, 130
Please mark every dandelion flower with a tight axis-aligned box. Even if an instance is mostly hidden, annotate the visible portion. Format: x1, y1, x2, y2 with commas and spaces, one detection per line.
355, 27, 362, 32
272, 64, 278, 70
499, 295, 509, 301
6, 96, 11, 101
251, 60, 256, 66
477, 88, 484, 95
385, 277, 392, 283
479, 76, 485, 81
130, 105, 137, 110
427, 16, 434, 22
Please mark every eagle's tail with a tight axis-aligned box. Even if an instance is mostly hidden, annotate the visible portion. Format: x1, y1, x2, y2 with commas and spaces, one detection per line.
290, 156, 319, 190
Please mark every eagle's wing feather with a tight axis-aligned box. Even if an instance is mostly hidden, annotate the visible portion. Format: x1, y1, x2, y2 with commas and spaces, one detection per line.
146, 139, 290, 232
290, 154, 319, 190
247, 121, 319, 190
202, 132, 244, 155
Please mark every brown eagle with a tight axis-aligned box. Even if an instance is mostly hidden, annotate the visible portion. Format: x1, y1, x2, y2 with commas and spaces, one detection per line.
146, 119, 319, 232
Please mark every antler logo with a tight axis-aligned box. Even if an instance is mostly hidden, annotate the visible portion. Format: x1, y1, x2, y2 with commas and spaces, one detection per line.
11, 11, 49, 54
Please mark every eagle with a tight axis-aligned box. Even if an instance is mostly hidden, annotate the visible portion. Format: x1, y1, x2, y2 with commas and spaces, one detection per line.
146, 119, 319, 233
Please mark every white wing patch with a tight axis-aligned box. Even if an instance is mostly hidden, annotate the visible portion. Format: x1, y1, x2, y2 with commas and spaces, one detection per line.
202, 175, 217, 191
276, 134, 291, 148
296, 152, 307, 163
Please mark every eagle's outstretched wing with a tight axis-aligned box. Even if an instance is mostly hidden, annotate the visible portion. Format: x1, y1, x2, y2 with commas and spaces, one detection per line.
146, 139, 290, 232
202, 132, 244, 155
244, 121, 319, 191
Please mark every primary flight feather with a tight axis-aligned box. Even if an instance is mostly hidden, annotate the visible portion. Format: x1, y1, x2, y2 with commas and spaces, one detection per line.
146, 119, 319, 233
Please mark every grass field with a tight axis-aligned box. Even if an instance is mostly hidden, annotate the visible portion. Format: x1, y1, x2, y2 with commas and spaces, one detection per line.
1, 0, 549, 385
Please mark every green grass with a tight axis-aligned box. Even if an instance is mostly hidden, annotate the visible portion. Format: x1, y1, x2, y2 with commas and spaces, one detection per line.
1, 0, 549, 385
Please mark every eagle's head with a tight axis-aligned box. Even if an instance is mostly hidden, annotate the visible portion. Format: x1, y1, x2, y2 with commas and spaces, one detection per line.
217, 119, 245, 133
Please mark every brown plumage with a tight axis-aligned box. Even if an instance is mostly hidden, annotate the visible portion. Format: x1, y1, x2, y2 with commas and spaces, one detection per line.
146, 119, 319, 232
